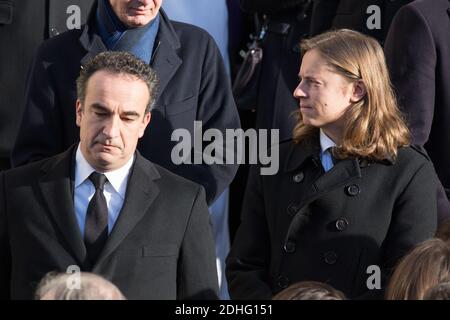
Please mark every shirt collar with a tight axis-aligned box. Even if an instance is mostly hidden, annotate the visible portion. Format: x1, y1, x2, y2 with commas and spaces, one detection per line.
320, 129, 337, 153
74, 144, 134, 199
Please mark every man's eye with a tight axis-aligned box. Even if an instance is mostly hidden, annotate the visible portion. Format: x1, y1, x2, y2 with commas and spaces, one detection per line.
301, 78, 316, 85
122, 117, 134, 122
95, 112, 107, 117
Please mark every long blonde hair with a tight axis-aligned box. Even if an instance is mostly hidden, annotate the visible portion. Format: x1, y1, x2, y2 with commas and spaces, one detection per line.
293, 29, 410, 161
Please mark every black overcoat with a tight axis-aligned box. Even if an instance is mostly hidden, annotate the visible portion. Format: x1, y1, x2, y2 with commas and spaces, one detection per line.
226, 136, 437, 299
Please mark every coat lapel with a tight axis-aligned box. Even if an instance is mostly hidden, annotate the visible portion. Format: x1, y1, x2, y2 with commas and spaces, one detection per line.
78, 2, 107, 67
93, 153, 160, 268
150, 40, 182, 99
284, 132, 321, 173
78, 7, 182, 99
284, 133, 362, 195
313, 158, 362, 195
80, 31, 107, 67
38, 145, 87, 266
150, 10, 182, 100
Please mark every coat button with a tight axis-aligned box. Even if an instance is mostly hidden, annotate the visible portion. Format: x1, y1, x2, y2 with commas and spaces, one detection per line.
50, 27, 60, 37
335, 218, 349, 231
323, 251, 338, 265
284, 241, 296, 253
293, 172, 304, 183
346, 184, 360, 196
359, 159, 369, 168
277, 276, 290, 289
287, 203, 299, 216
296, 12, 308, 21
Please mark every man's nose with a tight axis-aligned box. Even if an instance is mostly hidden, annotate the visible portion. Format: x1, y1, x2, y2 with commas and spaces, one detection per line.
102, 115, 121, 139
293, 82, 307, 99
135, 0, 151, 6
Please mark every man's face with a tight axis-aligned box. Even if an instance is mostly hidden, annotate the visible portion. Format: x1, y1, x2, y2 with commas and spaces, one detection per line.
76, 70, 151, 172
293, 49, 355, 140
109, 0, 162, 28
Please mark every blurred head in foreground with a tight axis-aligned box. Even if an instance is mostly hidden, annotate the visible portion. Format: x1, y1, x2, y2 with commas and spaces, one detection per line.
35, 271, 126, 300
273, 281, 347, 300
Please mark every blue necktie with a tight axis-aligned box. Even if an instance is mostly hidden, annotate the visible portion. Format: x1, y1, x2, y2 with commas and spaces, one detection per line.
321, 148, 335, 172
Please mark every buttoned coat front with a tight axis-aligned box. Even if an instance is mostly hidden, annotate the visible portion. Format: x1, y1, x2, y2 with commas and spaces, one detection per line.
226, 136, 437, 299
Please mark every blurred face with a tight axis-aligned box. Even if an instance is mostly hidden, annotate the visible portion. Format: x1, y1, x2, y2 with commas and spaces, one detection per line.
293, 49, 355, 142
76, 70, 151, 172
109, 0, 162, 28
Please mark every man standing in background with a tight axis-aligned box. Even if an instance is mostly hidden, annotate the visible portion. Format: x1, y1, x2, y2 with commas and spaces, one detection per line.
163, 0, 232, 299
0, 0, 95, 171
384, 0, 450, 224
11, 0, 240, 208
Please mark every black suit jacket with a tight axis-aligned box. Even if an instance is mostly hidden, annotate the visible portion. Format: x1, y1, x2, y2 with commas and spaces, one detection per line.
11, 4, 240, 204
384, 0, 450, 223
0, 145, 219, 299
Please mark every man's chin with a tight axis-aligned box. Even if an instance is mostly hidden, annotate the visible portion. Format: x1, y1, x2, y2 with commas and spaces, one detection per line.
91, 152, 122, 171
91, 161, 114, 173
125, 15, 154, 28
301, 117, 314, 126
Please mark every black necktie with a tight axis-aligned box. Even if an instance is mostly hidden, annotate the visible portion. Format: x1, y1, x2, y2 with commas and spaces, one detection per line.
84, 172, 108, 264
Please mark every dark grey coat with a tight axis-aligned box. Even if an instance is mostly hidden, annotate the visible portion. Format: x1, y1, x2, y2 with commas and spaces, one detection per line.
11, 5, 240, 205
0, 145, 218, 300
226, 135, 437, 299
384, 0, 450, 223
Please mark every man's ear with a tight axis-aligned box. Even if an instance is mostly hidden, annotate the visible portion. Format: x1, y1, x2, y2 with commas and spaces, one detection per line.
75, 100, 83, 127
139, 112, 151, 138
350, 80, 366, 103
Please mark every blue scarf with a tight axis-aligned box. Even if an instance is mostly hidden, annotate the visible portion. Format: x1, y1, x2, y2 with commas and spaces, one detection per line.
96, 0, 160, 64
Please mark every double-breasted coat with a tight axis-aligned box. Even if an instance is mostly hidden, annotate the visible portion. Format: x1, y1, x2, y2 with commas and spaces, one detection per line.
226, 135, 437, 299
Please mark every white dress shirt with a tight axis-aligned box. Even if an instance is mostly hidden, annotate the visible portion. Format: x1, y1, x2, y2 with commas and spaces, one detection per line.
74, 144, 134, 236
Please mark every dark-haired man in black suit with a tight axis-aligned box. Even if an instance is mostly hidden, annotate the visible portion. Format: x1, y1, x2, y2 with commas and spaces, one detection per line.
0, 51, 218, 300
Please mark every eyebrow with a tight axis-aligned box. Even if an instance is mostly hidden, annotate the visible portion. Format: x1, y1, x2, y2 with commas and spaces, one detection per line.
121, 111, 140, 118
298, 74, 319, 81
90, 103, 141, 118
91, 103, 110, 112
